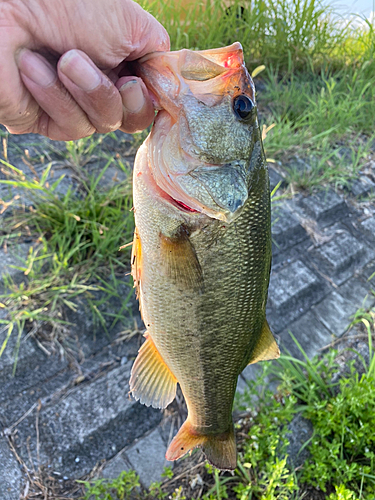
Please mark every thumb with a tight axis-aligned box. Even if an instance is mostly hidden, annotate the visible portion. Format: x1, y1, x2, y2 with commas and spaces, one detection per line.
116, 0, 170, 61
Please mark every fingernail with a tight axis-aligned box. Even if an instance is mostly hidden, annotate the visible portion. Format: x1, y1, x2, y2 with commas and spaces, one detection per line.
119, 80, 145, 113
59, 50, 101, 91
19, 50, 56, 87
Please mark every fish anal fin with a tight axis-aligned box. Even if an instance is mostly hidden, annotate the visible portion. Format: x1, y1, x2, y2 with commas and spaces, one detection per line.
129, 335, 177, 409
248, 319, 280, 365
159, 226, 203, 291
166, 419, 237, 471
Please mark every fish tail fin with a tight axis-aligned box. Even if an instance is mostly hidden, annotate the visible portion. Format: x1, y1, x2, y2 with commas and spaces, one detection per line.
166, 419, 237, 471
202, 423, 237, 471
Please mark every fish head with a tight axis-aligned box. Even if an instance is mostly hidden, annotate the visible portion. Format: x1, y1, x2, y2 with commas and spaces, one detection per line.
138, 43, 264, 223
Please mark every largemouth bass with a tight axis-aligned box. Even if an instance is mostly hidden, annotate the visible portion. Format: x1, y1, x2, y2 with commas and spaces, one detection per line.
129, 42, 279, 470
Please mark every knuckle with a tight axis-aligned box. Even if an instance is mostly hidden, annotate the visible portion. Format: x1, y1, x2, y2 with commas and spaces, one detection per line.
95, 119, 122, 134
60, 124, 95, 141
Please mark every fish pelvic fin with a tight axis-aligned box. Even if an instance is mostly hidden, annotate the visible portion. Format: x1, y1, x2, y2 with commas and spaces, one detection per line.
166, 419, 237, 471
248, 318, 280, 365
129, 334, 177, 409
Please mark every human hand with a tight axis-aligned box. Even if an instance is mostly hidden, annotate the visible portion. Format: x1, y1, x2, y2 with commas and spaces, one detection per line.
1, 0, 169, 140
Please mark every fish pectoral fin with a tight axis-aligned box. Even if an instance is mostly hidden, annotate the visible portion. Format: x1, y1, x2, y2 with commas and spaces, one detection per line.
129, 334, 177, 409
248, 319, 280, 364
160, 227, 203, 291
166, 419, 237, 471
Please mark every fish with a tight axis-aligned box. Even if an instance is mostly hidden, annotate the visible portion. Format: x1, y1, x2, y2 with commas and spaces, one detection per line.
129, 42, 279, 471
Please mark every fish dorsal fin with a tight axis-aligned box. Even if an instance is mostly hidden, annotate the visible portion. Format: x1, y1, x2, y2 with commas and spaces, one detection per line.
129, 334, 177, 409
131, 229, 142, 300
159, 227, 203, 291
248, 319, 280, 364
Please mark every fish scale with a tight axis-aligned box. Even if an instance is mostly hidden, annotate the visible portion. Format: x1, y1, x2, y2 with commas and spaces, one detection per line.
129, 43, 279, 470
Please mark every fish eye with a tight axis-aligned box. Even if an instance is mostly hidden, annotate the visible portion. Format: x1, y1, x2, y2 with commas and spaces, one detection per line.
233, 95, 254, 121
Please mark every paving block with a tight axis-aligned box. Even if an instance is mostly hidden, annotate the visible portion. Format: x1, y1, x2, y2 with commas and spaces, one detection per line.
268, 167, 286, 192
125, 428, 169, 488
345, 176, 375, 198
267, 260, 326, 332
338, 278, 375, 310
311, 231, 371, 285
0, 324, 67, 407
271, 203, 307, 253
0, 436, 24, 500
237, 364, 263, 393
238, 363, 279, 396
279, 311, 332, 359
312, 292, 358, 337
270, 238, 313, 272
0, 323, 70, 427
102, 454, 131, 480
363, 267, 375, 295
0, 309, 138, 425
64, 280, 139, 360
283, 156, 311, 175
2, 332, 136, 428
286, 414, 313, 469
297, 189, 347, 227
360, 217, 375, 242
13, 361, 162, 478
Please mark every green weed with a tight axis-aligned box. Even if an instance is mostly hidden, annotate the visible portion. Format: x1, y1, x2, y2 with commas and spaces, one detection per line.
0, 154, 135, 366
79, 470, 140, 500
301, 372, 375, 495
258, 63, 375, 189
272, 321, 375, 498
80, 468, 183, 500
139, 0, 375, 191
233, 364, 299, 500
81, 322, 375, 499
141, 0, 355, 72
328, 484, 358, 500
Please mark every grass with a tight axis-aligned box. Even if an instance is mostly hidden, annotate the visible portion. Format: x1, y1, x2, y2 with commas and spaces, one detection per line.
0, 134, 137, 368
258, 64, 375, 190
0, 156, 284, 368
141, 0, 355, 71
81, 313, 375, 500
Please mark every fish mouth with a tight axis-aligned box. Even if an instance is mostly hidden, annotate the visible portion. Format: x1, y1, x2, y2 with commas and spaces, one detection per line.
145, 110, 248, 223
156, 161, 248, 222
136, 42, 250, 118
170, 198, 200, 214
138, 43, 243, 67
